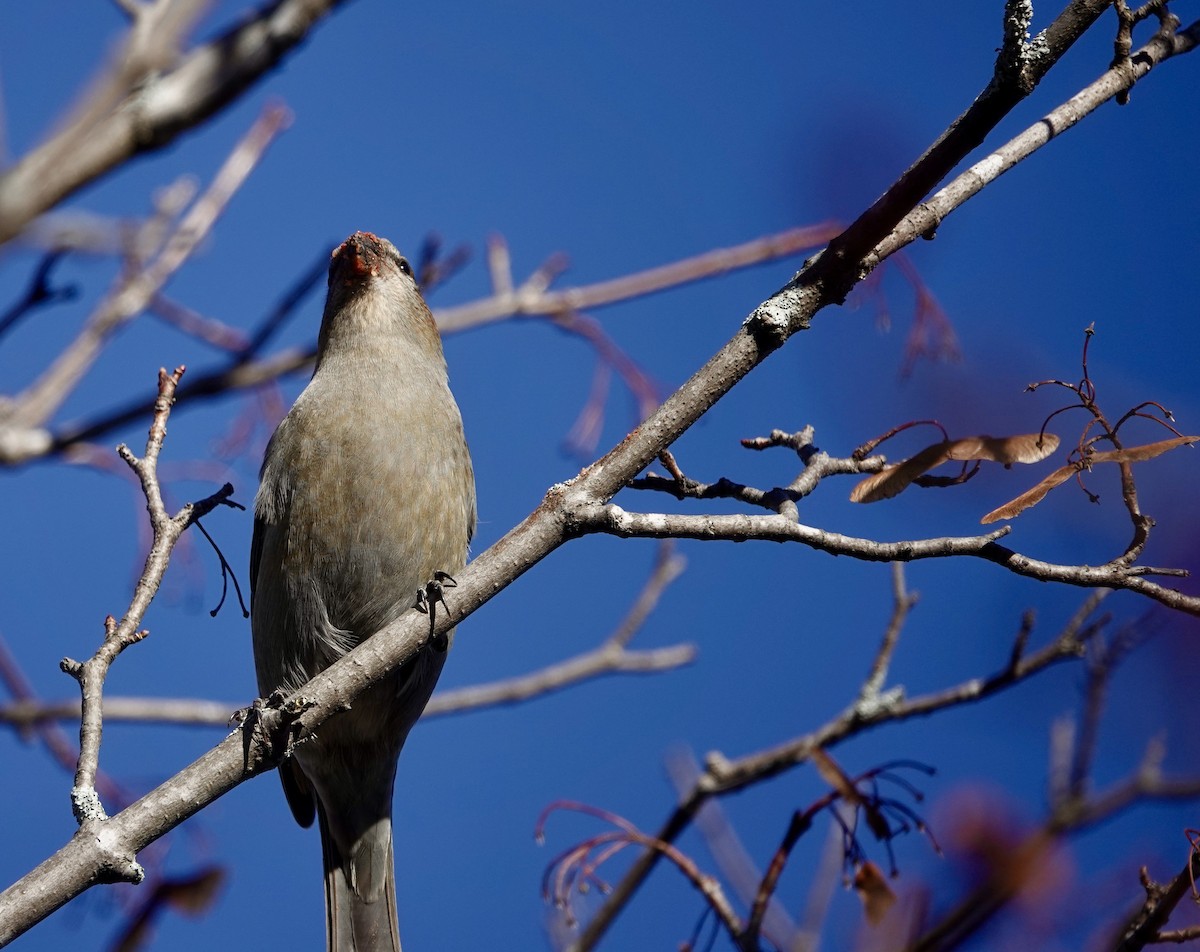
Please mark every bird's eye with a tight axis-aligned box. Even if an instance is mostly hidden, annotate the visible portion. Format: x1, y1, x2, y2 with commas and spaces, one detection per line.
397, 257, 412, 276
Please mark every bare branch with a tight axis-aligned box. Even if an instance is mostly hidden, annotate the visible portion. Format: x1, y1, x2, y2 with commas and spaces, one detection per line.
22, 224, 830, 466
856, 563, 919, 712
436, 224, 839, 333
0, 0, 347, 246
0, 543, 690, 731
1114, 854, 1200, 951
0, 696, 240, 730
0, 634, 695, 733
585, 417, 1199, 616
426, 541, 692, 716
2, 104, 289, 436
869, 17, 1200, 269
568, 594, 1106, 951
3, 8, 1198, 945
57, 368, 239, 835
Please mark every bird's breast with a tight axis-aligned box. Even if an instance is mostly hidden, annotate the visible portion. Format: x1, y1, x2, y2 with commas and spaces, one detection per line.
270, 384, 473, 640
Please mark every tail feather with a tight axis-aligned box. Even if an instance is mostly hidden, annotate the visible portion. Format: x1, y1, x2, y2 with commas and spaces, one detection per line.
319, 805, 402, 952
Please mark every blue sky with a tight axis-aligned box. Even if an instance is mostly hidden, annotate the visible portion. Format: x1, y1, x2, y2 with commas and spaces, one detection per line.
2, 4, 1199, 950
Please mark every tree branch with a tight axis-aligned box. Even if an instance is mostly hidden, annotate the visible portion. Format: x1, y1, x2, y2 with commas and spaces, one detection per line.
57, 368, 239, 834
31, 224, 835, 466
565, 590, 1110, 951
3, 6, 1197, 946
0, 0, 348, 247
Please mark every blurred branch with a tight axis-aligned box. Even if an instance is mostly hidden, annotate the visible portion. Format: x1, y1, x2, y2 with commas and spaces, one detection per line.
52, 343, 314, 456
0, 696, 239, 730
105, 865, 226, 952
0, 634, 130, 806
0, 251, 79, 338
0, 542, 692, 731
0, 0, 347, 246
665, 748, 813, 952
147, 293, 252, 353
27, 223, 832, 465
436, 224, 839, 333
909, 753, 1200, 952
568, 591, 1108, 951
0, 104, 290, 462
551, 308, 662, 458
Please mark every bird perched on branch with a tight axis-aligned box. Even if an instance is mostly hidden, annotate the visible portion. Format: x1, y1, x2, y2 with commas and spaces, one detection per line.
251, 231, 476, 951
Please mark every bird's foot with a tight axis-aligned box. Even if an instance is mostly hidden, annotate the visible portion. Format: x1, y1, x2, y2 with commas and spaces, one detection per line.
236, 690, 316, 773
414, 572, 457, 650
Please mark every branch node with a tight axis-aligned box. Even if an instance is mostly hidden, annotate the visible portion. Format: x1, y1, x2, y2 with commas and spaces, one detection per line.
70, 785, 108, 825
854, 684, 906, 720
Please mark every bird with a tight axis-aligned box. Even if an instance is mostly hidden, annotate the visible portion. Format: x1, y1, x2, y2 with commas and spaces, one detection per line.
250, 231, 476, 951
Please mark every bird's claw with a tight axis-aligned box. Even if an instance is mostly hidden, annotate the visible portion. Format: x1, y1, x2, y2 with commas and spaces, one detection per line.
414, 572, 457, 650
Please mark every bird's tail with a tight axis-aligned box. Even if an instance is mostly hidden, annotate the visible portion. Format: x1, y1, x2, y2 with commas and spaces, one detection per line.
319, 804, 402, 952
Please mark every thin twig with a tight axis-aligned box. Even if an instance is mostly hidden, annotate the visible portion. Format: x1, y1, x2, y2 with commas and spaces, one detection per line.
583, 501, 1198, 615
58, 368, 238, 836
567, 593, 1105, 952
26, 224, 838, 466
856, 563, 919, 711
437, 224, 840, 333
427, 540, 690, 715
1112, 856, 1200, 951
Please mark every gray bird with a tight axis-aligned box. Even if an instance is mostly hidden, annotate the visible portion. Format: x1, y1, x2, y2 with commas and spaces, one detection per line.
251, 231, 476, 952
